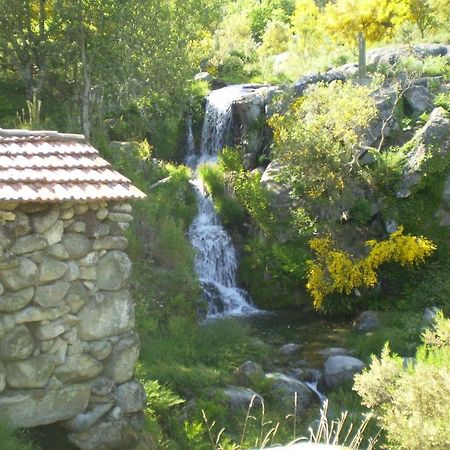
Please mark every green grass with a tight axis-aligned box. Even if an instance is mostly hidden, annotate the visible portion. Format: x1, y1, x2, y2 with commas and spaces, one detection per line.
0, 422, 37, 450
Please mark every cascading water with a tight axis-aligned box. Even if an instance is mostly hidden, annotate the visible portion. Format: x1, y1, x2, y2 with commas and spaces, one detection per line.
186, 85, 258, 317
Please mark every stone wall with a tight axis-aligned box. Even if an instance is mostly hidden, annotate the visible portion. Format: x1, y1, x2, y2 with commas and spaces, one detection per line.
0, 200, 145, 449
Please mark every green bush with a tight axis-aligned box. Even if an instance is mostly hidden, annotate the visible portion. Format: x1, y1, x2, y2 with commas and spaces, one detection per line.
354, 313, 450, 450
434, 91, 450, 111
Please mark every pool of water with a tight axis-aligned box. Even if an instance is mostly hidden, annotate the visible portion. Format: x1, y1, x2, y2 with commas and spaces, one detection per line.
239, 309, 354, 369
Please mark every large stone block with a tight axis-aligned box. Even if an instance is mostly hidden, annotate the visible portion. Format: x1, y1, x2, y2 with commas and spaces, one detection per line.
55, 354, 103, 383
0, 258, 38, 291
115, 379, 147, 414
0, 287, 34, 312
96, 251, 131, 291
0, 384, 90, 427
43, 220, 64, 246
11, 234, 48, 255
77, 290, 134, 341
62, 234, 92, 259
39, 257, 68, 283
102, 332, 140, 383
0, 325, 34, 361
31, 206, 60, 233
34, 281, 70, 307
5, 354, 56, 388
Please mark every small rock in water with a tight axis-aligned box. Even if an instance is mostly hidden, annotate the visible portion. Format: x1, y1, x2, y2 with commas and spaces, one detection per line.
318, 347, 349, 358
278, 343, 302, 357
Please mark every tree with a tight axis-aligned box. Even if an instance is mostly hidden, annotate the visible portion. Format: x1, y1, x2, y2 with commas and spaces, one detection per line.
407, 0, 436, 37
290, 0, 323, 59
324, 0, 410, 78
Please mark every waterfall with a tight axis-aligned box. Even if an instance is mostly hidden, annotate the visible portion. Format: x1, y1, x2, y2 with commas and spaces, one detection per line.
186, 85, 257, 317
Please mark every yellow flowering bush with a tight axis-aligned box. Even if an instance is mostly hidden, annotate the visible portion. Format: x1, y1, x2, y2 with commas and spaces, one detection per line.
307, 227, 436, 308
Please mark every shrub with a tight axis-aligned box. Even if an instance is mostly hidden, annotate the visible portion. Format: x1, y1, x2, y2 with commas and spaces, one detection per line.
354, 313, 450, 450
307, 227, 436, 309
434, 91, 450, 111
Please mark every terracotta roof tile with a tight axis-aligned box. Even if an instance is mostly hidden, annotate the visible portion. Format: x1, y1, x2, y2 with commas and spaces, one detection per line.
0, 129, 146, 203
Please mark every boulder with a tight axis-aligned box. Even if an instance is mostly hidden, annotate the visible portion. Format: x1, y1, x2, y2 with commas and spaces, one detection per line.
102, 332, 140, 383
404, 85, 434, 115
221, 386, 263, 413
0, 325, 34, 361
265, 373, 317, 415
194, 72, 213, 83
323, 356, 365, 390
354, 311, 380, 333
422, 306, 441, 327
96, 251, 132, 291
0, 287, 34, 313
234, 361, 265, 386
5, 354, 56, 388
55, 354, 103, 383
0, 384, 90, 427
398, 107, 450, 198
260, 161, 292, 210
293, 69, 346, 97
77, 290, 134, 341
0, 258, 38, 291
115, 379, 147, 414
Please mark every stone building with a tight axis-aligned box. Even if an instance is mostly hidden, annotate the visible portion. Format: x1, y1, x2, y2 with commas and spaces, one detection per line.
0, 129, 147, 449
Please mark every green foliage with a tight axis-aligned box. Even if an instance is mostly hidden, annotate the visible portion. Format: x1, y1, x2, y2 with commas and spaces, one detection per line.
0, 422, 36, 450
422, 55, 450, 78
199, 163, 246, 228
354, 314, 450, 450
434, 91, 450, 111
141, 380, 185, 417
269, 81, 377, 198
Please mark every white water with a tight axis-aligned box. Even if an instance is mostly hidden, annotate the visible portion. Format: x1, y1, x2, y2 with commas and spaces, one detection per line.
186, 85, 257, 317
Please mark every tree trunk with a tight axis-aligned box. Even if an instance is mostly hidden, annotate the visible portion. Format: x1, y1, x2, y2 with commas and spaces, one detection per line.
80, 29, 91, 140
358, 32, 367, 80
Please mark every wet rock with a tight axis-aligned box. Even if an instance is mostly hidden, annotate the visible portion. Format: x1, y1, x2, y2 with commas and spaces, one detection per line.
6, 354, 56, 388
0, 325, 34, 361
323, 356, 365, 390
55, 354, 103, 383
0, 258, 38, 291
279, 343, 302, 357
354, 311, 380, 333
0, 385, 90, 427
115, 379, 147, 413
234, 361, 265, 386
96, 251, 131, 291
0, 287, 34, 313
266, 373, 317, 415
77, 290, 134, 341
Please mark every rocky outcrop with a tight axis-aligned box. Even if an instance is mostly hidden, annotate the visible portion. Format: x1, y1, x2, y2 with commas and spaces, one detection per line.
398, 107, 450, 198
0, 201, 145, 450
